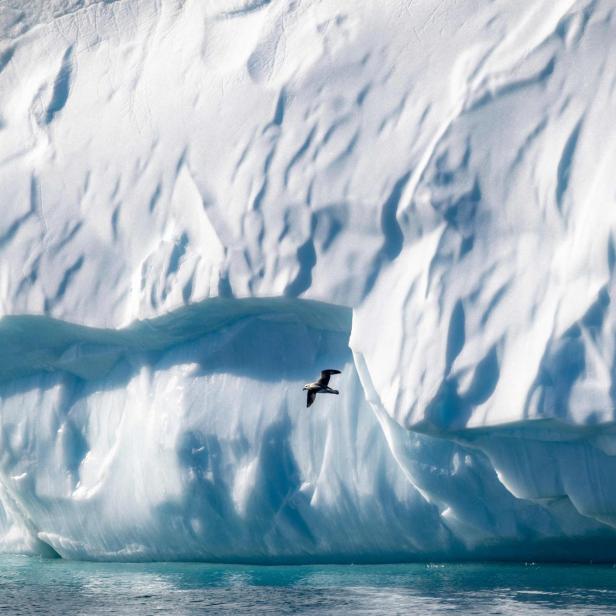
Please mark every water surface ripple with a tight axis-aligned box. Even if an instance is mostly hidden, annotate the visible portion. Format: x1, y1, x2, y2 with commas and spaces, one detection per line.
1, 556, 615, 614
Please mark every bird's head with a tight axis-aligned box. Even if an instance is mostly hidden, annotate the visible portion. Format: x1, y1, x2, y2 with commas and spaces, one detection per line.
302, 384, 309, 390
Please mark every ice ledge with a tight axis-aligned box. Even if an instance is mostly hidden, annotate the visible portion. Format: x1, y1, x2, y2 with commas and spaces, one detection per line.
0, 297, 351, 383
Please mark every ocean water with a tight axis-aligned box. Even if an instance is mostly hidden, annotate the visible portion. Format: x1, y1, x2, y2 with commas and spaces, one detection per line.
1, 557, 616, 614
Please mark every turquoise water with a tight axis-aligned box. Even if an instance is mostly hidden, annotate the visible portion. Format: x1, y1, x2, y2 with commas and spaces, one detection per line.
1, 557, 616, 614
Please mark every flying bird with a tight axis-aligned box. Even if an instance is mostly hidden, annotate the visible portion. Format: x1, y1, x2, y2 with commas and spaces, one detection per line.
303, 369, 341, 407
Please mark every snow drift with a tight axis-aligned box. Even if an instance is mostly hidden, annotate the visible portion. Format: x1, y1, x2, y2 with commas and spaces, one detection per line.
1, 0, 616, 561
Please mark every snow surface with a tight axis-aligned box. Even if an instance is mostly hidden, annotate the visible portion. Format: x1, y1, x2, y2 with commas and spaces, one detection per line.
1, 0, 616, 561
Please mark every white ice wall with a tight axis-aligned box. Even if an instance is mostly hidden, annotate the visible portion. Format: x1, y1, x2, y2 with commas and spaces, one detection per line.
1, 0, 616, 560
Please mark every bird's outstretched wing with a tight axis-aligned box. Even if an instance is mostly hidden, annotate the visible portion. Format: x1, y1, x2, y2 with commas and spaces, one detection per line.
318, 369, 341, 387
306, 390, 317, 407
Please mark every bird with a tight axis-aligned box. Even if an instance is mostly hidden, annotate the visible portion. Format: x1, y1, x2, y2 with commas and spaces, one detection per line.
303, 369, 341, 407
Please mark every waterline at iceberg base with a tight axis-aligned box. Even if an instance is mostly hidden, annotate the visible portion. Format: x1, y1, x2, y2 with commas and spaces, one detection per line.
0, 298, 615, 563
3, 0, 616, 563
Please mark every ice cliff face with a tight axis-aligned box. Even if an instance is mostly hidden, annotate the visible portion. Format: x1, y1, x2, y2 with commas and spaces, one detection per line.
1, 0, 616, 561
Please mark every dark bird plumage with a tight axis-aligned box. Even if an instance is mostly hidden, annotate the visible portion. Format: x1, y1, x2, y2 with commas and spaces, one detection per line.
303, 369, 341, 407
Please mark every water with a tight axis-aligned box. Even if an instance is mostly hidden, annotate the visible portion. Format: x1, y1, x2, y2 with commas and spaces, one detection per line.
1, 556, 616, 615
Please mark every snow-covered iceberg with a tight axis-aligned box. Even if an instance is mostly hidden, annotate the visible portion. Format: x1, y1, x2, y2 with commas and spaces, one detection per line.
1, 0, 616, 561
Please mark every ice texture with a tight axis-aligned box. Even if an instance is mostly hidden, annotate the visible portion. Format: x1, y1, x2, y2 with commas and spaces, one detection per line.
1, 0, 616, 561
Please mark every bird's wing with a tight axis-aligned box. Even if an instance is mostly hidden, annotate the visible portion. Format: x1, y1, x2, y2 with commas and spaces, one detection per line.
318, 369, 341, 387
307, 389, 317, 407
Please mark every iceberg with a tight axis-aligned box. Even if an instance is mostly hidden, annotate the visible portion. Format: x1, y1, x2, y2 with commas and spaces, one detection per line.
1, 0, 616, 561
